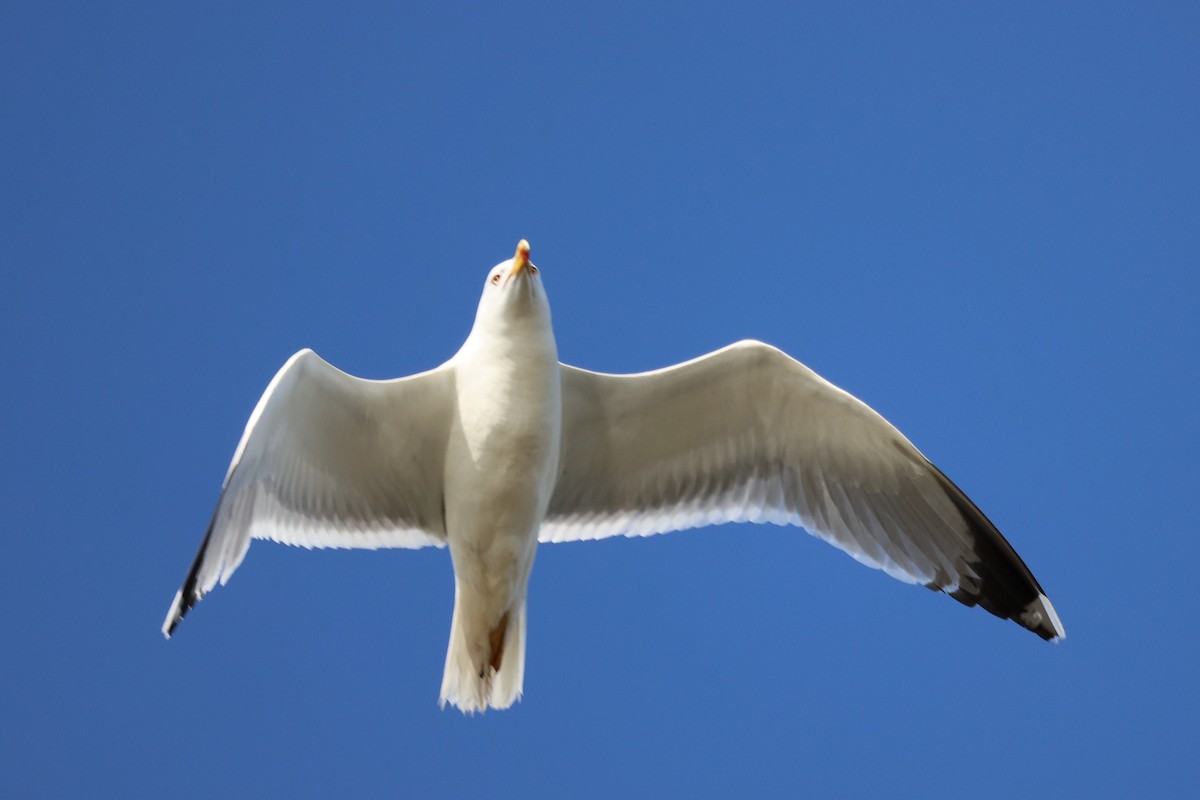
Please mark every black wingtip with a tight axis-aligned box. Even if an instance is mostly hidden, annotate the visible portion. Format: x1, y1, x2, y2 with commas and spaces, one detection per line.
927, 461, 1064, 641
1031, 622, 1058, 642
162, 508, 219, 639
162, 587, 198, 639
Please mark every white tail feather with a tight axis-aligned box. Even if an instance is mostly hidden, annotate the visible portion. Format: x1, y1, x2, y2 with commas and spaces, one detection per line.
439, 597, 527, 713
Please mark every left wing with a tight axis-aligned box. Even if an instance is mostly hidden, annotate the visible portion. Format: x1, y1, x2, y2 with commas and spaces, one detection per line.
543, 340, 1063, 641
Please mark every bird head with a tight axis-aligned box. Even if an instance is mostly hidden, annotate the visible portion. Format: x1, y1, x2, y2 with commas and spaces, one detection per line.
471, 239, 551, 334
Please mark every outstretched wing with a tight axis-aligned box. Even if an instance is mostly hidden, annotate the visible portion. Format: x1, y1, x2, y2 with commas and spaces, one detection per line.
544, 340, 1063, 641
163, 349, 454, 637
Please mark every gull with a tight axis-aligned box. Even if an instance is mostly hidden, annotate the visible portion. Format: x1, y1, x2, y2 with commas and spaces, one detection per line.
162, 240, 1065, 713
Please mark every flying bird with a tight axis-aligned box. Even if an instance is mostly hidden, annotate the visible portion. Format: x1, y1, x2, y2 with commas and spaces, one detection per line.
163, 240, 1064, 712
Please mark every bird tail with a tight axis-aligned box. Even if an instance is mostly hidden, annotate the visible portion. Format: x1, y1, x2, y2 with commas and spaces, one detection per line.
439, 594, 526, 714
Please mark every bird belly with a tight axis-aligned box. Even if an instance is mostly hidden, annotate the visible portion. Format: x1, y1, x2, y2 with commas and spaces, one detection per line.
444, 351, 562, 602
440, 342, 562, 695
443, 424, 554, 611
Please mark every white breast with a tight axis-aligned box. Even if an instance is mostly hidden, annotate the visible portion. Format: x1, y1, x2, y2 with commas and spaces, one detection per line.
443, 316, 562, 575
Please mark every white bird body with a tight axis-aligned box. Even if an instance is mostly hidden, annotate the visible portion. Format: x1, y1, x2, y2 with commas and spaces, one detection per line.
163, 240, 1064, 713
439, 262, 562, 710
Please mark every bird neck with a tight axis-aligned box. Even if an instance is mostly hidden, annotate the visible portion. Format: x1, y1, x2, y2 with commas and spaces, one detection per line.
459, 312, 557, 366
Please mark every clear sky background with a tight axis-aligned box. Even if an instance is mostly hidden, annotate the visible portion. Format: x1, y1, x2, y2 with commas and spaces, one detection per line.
3, 2, 1197, 797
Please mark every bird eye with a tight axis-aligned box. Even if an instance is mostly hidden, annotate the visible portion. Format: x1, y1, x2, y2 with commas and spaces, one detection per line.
490, 274, 501, 285
529, 265, 538, 274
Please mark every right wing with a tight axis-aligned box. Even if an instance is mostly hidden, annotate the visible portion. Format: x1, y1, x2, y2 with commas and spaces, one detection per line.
162, 349, 454, 637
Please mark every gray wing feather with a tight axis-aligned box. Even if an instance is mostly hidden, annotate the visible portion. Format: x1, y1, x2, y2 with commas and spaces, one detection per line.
544, 340, 1063, 640
163, 349, 453, 636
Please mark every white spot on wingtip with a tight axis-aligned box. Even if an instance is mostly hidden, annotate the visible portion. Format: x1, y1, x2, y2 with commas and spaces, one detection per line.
1041, 592, 1066, 641
161, 590, 183, 638
1021, 592, 1066, 642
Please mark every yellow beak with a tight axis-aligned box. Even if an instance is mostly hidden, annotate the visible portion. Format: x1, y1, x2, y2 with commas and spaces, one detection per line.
511, 239, 531, 276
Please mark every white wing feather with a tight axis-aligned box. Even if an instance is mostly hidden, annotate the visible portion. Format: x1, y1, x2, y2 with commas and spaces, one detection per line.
544, 340, 1063, 640
162, 349, 453, 636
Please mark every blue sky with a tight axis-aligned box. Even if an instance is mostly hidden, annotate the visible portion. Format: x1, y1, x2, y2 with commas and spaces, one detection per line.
3, 2, 1197, 797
